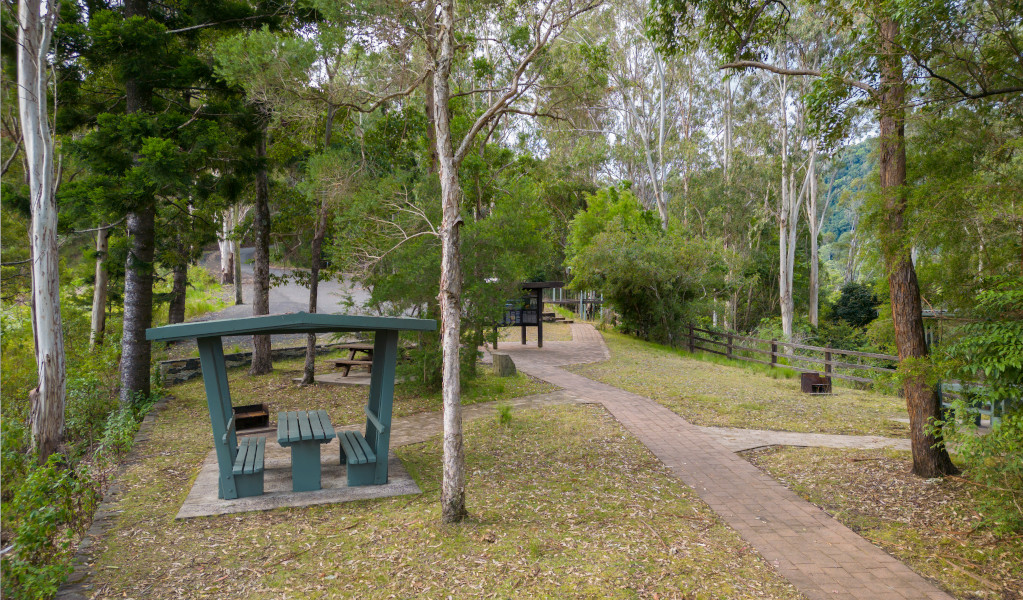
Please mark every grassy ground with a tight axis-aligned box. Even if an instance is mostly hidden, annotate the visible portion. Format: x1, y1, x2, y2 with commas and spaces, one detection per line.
568, 330, 909, 436
497, 322, 573, 343
85, 399, 802, 599
745, 447, 1023, 600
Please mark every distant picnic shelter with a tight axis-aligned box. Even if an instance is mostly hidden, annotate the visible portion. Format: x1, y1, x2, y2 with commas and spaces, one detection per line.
498, 281, 564, 348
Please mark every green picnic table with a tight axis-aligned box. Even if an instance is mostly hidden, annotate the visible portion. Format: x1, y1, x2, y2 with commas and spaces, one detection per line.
146, 312, 437, 500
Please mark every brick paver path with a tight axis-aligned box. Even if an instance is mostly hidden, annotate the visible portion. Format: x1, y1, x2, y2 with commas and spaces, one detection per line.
492, 324, 952, 600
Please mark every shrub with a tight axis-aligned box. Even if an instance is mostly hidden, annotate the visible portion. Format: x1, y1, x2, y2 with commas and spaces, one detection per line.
834, 282, 879, 328
936, 276, 1023, 532
64, 375, 118, 456
1, 420, 30, 502
0, 455, 99, 600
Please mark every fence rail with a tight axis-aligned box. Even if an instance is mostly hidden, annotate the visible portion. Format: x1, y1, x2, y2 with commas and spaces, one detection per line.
686, 325, 899, 385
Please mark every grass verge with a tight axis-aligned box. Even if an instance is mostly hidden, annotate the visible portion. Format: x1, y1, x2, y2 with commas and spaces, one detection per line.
744, 446, 1023, 600
84, 401, 802, 599
567, 330, 909, 436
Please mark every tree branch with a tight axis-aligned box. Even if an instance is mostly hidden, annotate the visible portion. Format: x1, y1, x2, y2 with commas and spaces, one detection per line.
720, 60, 876, 96
1, 133, 22, 176
909, 54, 1023, 100
165, 14, 277, 35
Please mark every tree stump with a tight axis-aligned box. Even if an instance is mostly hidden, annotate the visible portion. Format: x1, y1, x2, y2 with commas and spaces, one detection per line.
492, 353, 516, 377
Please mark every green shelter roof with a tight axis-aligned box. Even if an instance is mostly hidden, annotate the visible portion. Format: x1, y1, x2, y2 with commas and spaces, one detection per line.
146, 312, 436, 343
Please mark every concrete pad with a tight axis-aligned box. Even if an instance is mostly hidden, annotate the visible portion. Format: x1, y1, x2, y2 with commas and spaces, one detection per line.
176, 437, 420, 519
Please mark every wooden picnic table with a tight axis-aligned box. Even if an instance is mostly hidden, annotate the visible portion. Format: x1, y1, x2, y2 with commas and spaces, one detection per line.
278, 410, 336, 492
146, 312, 436, 499
333, 342, 375, 376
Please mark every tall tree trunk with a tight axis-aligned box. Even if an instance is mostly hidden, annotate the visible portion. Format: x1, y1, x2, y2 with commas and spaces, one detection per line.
250, 128, 273, 375
435, 0, 468, 524
220, 241, 234, 284
19, 0, 65, 460
167, 261, 187, 324
878, 18, 957, 478
776, 70, 796, 344
233, 238, 243, 305
300, 200, 330, 385
806, 150, 820, 328
90, 226, 110, 348
119, 0, 156, 407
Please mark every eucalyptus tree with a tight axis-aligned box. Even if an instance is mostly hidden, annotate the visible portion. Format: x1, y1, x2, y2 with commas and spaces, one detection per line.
648, 0, 1022, 477
16, 0, 65, 459
579, 0, 711, 229
429, 0, 603, 522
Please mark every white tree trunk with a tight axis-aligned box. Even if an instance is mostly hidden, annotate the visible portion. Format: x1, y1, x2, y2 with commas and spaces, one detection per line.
806, 150, 820, 327
219, 235, 233, 284
776, 70, 796, 344
19, 0, 65, 460
233, 238, 243, 305
434, 0, 468, 524
218, 204, 250, 284
90, 226, 111, 347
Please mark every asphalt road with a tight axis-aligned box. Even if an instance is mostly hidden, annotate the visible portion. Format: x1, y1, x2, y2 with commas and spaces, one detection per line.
183, 248, 375, 352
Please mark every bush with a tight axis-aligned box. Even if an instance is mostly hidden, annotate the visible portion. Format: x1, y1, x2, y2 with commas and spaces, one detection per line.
567, 187, 720, 345
834, 282, 879, 328
936, 276, 1023, 532
64, 375, 119, 456
0, 455, 100, 600
1, 420, 30, 502
938, 406, 1023, 533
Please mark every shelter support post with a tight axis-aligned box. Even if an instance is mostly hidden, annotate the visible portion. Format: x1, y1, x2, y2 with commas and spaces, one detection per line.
196, 336, 239, 500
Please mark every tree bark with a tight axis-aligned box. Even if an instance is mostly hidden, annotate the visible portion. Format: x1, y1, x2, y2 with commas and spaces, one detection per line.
19, 0, 65, 460
435, 0, 468, 524
250, 128, 273, 375
167, 261, 187, 324
878, 18, 957, 478
90, 226, 111, 348
119, 207, 156, 405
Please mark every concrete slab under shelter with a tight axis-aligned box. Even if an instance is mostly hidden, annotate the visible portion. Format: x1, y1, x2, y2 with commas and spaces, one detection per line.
176, 436, 420, 519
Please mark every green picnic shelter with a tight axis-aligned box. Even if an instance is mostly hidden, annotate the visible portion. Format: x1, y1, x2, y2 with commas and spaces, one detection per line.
146, 312, 436, 500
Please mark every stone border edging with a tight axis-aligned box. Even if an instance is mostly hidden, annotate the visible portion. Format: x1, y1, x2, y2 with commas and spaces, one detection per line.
56, 395, 170, 600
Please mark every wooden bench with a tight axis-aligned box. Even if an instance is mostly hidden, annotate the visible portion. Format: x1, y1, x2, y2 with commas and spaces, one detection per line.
231, 436, 266, 498
278, 410, 336, 492
339, 405, 389, 486
221, 415, 266, 498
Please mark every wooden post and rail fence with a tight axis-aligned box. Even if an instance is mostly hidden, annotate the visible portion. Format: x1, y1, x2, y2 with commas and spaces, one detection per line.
685, 324, 1017, 425
685, 324, 899, 385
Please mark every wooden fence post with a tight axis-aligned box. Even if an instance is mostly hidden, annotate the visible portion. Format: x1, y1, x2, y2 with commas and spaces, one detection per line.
771, 340, 777, 366
824, 350, 832, 375
727, 333, 733, 359
688, 324, 694, 352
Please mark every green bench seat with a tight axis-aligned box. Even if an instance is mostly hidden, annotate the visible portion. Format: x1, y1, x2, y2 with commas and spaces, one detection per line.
339, 431, 376, 465
230, 435, 266, 498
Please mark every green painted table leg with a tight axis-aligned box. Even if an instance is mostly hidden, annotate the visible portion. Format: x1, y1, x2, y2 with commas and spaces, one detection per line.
290, 442, 322, 492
